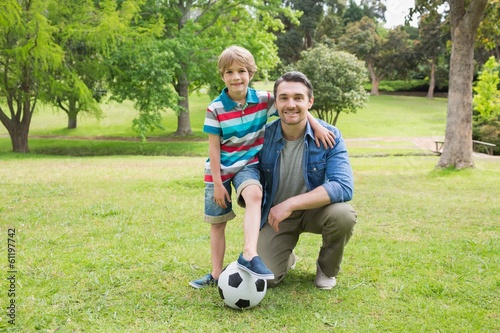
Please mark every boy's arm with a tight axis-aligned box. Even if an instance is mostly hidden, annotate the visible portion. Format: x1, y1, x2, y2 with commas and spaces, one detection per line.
306, 111, 336, 149
208, 134, 231, 208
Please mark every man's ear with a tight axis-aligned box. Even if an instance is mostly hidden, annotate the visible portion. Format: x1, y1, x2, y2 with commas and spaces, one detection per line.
308, 96, 314, 109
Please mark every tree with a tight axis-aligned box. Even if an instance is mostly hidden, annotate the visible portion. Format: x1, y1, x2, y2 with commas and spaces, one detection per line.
476, 0, 500, 60
339, 17, 414, 95
0, 0, 64, 152
473, 56, 500, 124
109, 0, 295, 139
294, 44, 369, 125
45, 0, 141, 129
343, 0, 386, 25
338, 16, 382, 94
424, 0, 489, 169
416, 12, 447, 98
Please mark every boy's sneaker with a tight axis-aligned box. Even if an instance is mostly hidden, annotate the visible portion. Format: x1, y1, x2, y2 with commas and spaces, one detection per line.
189, 273, 217, 289
237, 253, 274, 280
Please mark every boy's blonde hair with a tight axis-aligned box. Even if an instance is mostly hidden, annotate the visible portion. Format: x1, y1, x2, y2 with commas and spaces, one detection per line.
218, 46, 257, 77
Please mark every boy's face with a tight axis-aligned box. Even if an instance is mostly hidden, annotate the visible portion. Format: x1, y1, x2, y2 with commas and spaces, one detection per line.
222, 61, 253, 101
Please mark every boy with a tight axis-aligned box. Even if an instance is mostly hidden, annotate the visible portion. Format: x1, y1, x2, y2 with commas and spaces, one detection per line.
189, 46, 334, 288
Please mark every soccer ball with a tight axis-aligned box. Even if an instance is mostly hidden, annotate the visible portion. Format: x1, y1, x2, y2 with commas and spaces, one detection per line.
217, 261, 267, 310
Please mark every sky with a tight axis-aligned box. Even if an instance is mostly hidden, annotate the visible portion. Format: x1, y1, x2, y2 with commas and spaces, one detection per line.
383, 0, 418, 28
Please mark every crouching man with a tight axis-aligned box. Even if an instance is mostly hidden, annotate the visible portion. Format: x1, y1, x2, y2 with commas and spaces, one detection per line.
257, 71, 357, 289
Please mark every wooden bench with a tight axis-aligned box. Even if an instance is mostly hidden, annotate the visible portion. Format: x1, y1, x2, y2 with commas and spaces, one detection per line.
434, 140, 496, 155
473, 140, 496, 155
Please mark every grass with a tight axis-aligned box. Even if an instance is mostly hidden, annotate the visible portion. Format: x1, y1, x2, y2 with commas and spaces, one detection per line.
1, 82, 447, 157
0, 85, 498, 332
0, 155, 498, 332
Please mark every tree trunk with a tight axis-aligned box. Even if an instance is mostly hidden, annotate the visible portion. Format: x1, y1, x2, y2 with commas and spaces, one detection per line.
0, 105, 32, 153
436, 0, 488, 169
427, 58, 436, 99
67, 98, 78, 129
368, 61, 379, 95
174, 72, 193, 136
9, 124, 30, 153
332, 111, 341, 126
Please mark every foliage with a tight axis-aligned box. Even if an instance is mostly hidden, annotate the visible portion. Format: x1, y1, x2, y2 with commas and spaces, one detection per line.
0, 0, 64, 152
473, 56, 500, 123
364, 79, 430, 92
338, 17, 416, 95
293, 44, 368, 125
43, 0, 143, 129
342, 0, 386, 25
110, 0, 299, 138
472, 55, 500, 155
476, 0, 500, 60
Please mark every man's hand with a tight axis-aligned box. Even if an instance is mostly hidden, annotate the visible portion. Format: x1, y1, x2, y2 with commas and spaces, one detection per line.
268, 201, 293, 232
214, 183, 231, 208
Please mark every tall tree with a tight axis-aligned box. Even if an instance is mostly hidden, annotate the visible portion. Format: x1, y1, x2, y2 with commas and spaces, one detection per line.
339, 16, 382, 94
416, 11, 447, 98
412, 0, 489, 169
46, 0, 140, 129
0, 0, 64, 152
276, 0, 326, 66
343, 0, 386, 24
476, 0, 500, 60
109, 0, 295, 138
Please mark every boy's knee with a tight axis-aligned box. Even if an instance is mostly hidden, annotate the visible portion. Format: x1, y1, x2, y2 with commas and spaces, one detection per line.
239, 184, 262, 206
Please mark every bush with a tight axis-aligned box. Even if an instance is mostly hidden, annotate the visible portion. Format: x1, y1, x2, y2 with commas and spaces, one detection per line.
364, 79, 431, 92
473, 122, 500, 155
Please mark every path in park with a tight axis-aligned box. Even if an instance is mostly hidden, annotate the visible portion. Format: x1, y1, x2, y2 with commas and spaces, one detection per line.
345, 136, 498, 160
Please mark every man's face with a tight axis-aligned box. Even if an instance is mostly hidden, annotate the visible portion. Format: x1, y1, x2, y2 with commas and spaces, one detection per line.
275, 81, 313, 126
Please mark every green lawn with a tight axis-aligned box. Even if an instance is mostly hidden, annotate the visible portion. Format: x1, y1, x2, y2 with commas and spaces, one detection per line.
0, 155, 498, 332
0, 84, 448, 157
1, 87, 498, 332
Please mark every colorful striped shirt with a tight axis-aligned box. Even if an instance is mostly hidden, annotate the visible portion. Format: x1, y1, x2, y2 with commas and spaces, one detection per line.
203, 87, 276, 183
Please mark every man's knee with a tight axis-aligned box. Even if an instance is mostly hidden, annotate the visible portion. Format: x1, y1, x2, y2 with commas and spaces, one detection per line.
323, 203, 357, 238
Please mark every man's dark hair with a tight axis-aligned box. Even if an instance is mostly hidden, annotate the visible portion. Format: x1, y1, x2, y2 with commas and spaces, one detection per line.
273, 71, 314, 100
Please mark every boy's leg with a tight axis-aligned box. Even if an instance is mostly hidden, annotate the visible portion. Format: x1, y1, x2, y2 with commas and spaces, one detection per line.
239, 183, 262, 261
210, 222, 227, 279
233, 165, 273, 279
190, 182, 234, 288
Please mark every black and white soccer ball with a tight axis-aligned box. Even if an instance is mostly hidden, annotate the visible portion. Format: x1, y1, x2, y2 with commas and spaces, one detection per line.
217, 261, 267, 310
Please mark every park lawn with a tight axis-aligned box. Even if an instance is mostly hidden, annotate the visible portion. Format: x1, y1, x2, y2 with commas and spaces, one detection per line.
1, 84, 447, 142
0, 154, 498, 332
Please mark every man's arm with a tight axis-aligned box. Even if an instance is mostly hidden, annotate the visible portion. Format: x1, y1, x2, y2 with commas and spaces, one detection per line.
267, 186, 331, 232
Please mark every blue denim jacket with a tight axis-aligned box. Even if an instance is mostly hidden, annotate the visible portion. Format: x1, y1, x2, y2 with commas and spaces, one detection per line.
258, 118, 354, 229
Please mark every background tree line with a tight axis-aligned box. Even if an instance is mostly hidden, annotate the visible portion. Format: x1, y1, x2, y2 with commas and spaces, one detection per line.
1, 0, 498, 165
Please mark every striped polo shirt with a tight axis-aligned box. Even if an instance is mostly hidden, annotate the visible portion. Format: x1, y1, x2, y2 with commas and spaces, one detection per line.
203, 87, 276, 183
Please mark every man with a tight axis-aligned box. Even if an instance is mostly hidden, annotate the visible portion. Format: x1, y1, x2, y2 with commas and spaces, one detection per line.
257, 71, 357, 289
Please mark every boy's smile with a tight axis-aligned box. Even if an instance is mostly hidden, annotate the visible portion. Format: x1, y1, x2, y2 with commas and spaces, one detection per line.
222, 61, 253, 104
